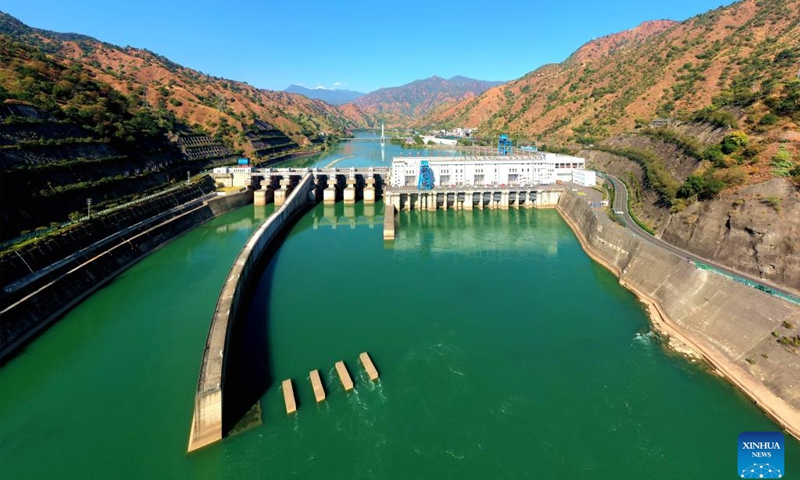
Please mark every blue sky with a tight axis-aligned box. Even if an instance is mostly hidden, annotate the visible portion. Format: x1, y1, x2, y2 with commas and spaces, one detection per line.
3, 0, 733, 93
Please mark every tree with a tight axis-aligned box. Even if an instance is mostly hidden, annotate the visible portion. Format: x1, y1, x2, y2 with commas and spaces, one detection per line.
721, 132, 748, 154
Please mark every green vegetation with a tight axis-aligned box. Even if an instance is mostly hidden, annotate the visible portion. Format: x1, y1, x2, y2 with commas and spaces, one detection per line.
764, 79, 800, 120
720, 131, 748, 154
628, 207, 655, 235
770, 147, 795, 177
777, 335, 800, 348
0, 36, 175, 148
762, 196, 782, 213
640, 128, 704, 159
677, 173, 726, 200
595, 145, 680, 206
691, 106, 738, 129
759, 113, 778, 125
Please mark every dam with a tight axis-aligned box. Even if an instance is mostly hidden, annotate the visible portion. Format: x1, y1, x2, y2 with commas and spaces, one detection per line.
1, 135, 799, 479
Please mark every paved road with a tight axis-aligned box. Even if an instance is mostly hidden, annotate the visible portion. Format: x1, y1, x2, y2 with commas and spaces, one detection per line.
603, 173, 800, 300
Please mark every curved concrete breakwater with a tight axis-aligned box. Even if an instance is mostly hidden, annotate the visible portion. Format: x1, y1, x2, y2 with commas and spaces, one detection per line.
188, 173, 313, 452
557, 190, 800, 439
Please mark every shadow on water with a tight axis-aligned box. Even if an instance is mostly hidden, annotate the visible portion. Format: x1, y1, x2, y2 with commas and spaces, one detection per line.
220, 206, 308, 436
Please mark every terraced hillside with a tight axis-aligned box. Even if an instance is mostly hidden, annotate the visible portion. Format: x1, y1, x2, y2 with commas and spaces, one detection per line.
0, 13, 364, 238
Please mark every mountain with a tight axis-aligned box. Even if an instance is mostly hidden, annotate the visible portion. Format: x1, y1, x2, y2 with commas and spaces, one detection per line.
425, 0, 800, 288
0, 12, 359, 238
426, 1, 798, 143
346, 76, 504, 127
285, 84, 365, 105
0, 12, 356, 154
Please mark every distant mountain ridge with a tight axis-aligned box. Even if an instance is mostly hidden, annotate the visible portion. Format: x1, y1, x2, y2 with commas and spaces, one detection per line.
284, 84, 365, 105
344, 75, 504, 127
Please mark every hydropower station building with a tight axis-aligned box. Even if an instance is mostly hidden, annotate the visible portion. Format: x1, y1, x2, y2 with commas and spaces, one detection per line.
389, 153, 587, 188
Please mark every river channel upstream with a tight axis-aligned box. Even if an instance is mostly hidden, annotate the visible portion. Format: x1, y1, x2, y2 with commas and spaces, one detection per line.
1, 134, 797, 479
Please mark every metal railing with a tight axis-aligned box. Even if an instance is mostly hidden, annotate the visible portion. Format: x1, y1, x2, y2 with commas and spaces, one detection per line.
0, 177, 208, 252
694, 261, 800, 306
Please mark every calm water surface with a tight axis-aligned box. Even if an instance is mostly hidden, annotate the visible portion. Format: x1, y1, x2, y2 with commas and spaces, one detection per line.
1, 136, 797, 479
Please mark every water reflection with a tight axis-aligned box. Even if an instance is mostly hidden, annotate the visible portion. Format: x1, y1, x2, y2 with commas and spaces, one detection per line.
313, 202, 382, 230
393, 209, 561, 256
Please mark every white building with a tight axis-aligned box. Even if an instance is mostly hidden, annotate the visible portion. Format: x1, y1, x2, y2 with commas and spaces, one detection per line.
390, 154, 586, 187
421, 135, 458, 146
542, 153, 586, 183
572, 169, 596, 187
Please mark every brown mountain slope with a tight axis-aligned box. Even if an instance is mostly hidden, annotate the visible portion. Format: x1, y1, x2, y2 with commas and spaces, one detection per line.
58, 44, 354, 152
566, 20, 678, 64
423, 0, 800, 289
0, 12, 356, 156
426, 0, 799, 143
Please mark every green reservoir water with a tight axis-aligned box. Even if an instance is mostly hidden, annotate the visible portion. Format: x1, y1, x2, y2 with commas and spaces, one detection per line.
1, 137, 798, 479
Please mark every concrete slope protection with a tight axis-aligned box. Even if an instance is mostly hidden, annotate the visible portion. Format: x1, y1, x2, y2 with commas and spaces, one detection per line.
188, 173, 314, 452
0, 187, 253, 364
557, 190, 800, 440
603, 173, 799, 300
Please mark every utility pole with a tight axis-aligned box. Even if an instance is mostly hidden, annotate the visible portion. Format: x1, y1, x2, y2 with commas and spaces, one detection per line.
86, 198, 92, 219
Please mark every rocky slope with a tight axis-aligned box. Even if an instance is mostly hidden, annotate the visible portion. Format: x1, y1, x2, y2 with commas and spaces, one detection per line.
583, 138, 800, 288
663, 178, 800, 286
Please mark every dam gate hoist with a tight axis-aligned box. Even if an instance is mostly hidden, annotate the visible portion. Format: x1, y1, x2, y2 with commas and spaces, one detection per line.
417, 160, 435, 190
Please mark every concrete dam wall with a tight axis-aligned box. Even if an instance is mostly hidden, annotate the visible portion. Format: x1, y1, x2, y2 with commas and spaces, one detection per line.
557, 190, 800, 439
0, 188, 253, 364
188, 173, 313, 452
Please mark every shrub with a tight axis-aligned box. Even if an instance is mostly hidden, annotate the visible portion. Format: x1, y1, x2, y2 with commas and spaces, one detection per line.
771, 147, 795, 177
678, 172, 727, 200
721, 132, 748, 154
759, 113, 778, 125
703, 145, 727, 167
693, 106, 738, 128
765, 80, 800, 119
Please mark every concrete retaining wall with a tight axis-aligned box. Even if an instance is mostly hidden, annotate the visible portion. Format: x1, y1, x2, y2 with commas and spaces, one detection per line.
188, 173, 313, 452
0, 188, 253, 364
557, 190, 800, 439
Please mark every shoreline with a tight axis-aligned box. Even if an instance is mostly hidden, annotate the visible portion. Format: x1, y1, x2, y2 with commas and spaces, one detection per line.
556, 204, 800, 441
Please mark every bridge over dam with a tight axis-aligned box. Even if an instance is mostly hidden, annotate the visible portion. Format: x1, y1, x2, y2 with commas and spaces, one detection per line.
212, 166, 390, 206
212, 165, 564, 211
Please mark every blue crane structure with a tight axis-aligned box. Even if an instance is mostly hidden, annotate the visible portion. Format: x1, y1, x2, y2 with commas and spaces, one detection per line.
498, 134, 513, 156
417, 160, 435, 190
